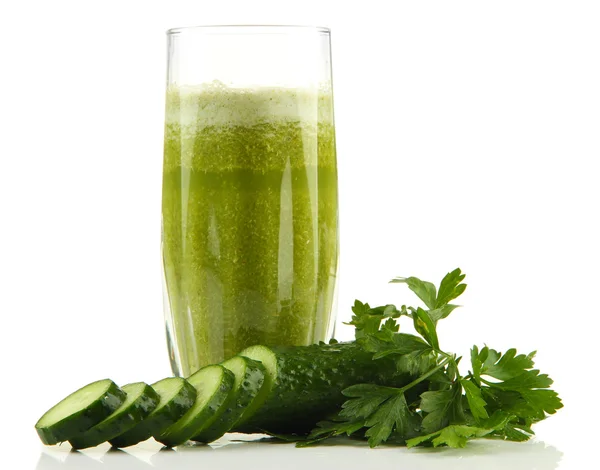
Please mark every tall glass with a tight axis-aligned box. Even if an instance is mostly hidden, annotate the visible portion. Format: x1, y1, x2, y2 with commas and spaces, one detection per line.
162, 25, 339, 377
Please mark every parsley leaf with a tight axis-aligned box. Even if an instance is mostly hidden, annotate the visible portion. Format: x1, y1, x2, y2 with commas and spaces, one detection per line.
369, 333, 432, 359
358, 324, 436, 376
407, 411, 512, 448
340, 385, 421, 447
390, 277, 437, 309
395, 349, 438, 376
435, 268, 467, 308
348, 300, 384, 338
347, 301, 403, 340
471, 346, 536, 381
296, 418, 366, 447
470, 345, 563, 441
391, 268, 467, 325
460, 379, 489, 421
407, 424, 492, 448
482, 386, 562, 422
427, 304, 460, 324
308, 384, 422, 448
413, 307, 439, 350
364, 392, 420, 447
340, 384, 394, 419
471, 345, 563, 419
420, 382, 465, 433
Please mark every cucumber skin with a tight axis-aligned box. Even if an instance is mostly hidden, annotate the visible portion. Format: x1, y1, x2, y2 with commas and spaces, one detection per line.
235, 342, 411, 434
109, 379, 197, 448
69, 383, 159, 449
192, 357, 266, 443
156, 366, 235, 448
35, 380, 126, 446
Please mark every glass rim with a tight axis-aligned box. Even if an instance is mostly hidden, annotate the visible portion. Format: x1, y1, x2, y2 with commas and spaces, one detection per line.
166, 24, 331, 36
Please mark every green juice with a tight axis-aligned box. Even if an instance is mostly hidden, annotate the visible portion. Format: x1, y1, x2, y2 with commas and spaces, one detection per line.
162, 84, 339, 376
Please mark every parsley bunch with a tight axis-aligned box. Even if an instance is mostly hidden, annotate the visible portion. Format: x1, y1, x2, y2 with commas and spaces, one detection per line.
300, 269, 562, 449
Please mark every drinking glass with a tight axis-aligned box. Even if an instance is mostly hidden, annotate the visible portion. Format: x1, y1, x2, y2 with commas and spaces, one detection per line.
162, 25, 339, 377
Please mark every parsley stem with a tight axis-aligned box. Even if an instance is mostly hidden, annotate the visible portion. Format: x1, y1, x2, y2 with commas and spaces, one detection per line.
434, 349, 454, 360
399, 357, 451, 394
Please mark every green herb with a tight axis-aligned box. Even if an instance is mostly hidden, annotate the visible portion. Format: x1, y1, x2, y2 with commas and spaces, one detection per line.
301, 268, 562, 449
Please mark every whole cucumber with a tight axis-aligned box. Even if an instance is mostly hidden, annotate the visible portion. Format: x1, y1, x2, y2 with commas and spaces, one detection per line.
234, 341, 415, 434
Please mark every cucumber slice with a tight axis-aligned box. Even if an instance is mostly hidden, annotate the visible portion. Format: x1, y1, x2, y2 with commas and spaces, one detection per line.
69, 382, 158, 449
155, 365, 234, 447
233, 345, 277, 429
191, 356, 265, 443
35, 379, 126, 445
109, 377, 196, 448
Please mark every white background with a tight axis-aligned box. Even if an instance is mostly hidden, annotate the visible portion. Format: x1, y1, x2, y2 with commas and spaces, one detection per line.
1, 1, 599, 469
